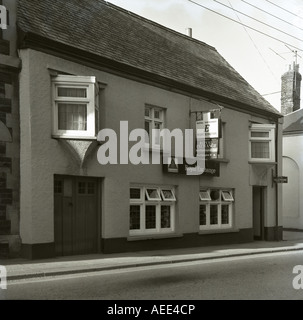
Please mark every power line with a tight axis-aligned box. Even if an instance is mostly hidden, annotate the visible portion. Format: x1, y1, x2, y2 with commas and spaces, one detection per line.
227, 0, 279, 83
187, 0, 303, 51
213, 0, 303, 43
266, 0, 303, 21
241, 0, 303, 32
262, 91, 281, 97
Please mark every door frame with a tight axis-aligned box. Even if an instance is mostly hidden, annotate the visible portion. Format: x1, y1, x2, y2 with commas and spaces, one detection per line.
253, 186, 266, 240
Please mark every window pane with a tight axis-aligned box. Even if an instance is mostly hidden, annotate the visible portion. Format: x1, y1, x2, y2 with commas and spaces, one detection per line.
146, 189, 161, 201
154, 110, 161, 119
222, 191, 234, 201
58, 104, 87, 131
251, 132, 269, 138
200, 190, 211, 201
222, 205, 229, 225
200, 205, 207, 226
130, 188, 141, 200
145, 108, 150, 118
210, 190, 220, 201
161, 206, 171, 228
130, 205, 141, 230
161, 190, 176, 201
145, 121, 150, 143
210, 205, 218, 225
146, 206, 156, 229
87, 182, 95, 194
58, 87, 87, 98
54, 180, 63, 194
251, 142, 270, 159
78, 182, 86, 194
153, 123, 161, 145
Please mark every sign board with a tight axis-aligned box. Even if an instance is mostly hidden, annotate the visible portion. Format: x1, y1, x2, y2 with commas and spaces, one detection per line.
196, 119, 219, 139
163, 158, 220, 177
273, 176, 288, 184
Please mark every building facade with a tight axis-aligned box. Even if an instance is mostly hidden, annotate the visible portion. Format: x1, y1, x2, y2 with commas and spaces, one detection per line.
0, 0, 21, 258
281, 63, 303, 230
2, 0, 283, 259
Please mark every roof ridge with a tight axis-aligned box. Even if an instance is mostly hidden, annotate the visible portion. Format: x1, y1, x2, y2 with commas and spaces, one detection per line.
101, 0, 217, 52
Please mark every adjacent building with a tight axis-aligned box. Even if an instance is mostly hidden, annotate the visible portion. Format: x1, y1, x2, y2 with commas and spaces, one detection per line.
282, 63, 303, 229
1, 0, 283, 259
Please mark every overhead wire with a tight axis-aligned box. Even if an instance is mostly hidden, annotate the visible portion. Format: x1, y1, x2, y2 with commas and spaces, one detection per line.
265, 0, 303, 21
187, 0, 303, 51
241, 0, 303, 32
226, 0, 279, 83
213, 0, 303, 43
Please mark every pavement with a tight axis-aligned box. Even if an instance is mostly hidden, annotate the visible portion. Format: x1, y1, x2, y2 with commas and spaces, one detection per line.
2, 230, 303, 282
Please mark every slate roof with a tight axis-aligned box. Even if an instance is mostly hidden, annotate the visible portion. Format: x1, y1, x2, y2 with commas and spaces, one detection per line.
283, 109, 303, 134
17, 0, 281, 117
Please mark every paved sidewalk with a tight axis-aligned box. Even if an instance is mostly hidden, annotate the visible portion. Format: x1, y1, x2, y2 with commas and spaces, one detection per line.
2, 231, 303, 281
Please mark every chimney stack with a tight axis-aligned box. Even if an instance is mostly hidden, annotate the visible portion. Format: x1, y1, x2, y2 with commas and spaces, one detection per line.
186, 28, 192, 38
281, 63, 302, 115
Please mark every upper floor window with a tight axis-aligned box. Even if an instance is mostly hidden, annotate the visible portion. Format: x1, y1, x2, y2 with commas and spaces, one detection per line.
52, 75, 98, 139
249, 124, 275, 162
145, 106, 165, 148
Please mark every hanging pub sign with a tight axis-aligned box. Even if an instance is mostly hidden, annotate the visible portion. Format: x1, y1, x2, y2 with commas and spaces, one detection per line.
196, 119, 219, 139
163, 157, 220, 177
205, 139, 219, 159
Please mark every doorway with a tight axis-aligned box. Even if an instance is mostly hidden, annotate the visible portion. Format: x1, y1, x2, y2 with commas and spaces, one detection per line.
54, 176, 100, 256
253, 186, 266, 240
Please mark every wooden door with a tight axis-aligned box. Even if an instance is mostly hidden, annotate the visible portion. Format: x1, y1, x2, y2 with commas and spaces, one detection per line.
54, 176, 98, 256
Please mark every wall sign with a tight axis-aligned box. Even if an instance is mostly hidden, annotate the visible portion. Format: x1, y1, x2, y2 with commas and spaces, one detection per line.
163, 158, 220, 177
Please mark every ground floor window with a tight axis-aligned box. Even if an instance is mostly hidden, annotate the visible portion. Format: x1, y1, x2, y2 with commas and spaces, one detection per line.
129, 186, 176, 236
199, 189, 234, 230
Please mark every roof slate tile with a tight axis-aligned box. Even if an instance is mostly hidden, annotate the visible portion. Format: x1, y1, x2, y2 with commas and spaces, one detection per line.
17, 0, 281, 116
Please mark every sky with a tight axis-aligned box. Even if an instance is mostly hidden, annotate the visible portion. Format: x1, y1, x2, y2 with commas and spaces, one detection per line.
107, 0, 303, 112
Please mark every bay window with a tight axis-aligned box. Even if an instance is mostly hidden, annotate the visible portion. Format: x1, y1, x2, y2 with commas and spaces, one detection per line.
52, 75, 98, 139
249, 124, 275, 162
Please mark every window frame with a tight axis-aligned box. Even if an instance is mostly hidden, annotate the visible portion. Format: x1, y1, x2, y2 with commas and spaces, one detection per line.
129, 186, 176, 236
249, 124, 275, 162
52, 75, 97, 139
144, 105, 165, 149
199, 189, 234, 231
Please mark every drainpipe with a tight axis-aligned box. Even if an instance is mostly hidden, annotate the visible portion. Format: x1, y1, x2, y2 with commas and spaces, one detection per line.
275, 117, 283, 241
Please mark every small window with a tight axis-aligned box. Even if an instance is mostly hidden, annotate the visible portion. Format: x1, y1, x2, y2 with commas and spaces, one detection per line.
144, 105, 164, 148
222, 191, 234, 202
199, 190, 211, 201
87, 182, 95, 195
78, 182, 86, 194
161, 189, 176, 201
54, 180, 63, 194
145, 188, 161, 201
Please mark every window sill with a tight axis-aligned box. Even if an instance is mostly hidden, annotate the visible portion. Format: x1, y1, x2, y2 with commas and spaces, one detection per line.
198, 228, 239, 235
52, 135, 97, 141
249, 161, 277, 166
127, 233, 183, 242
210, 158, 230, 163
